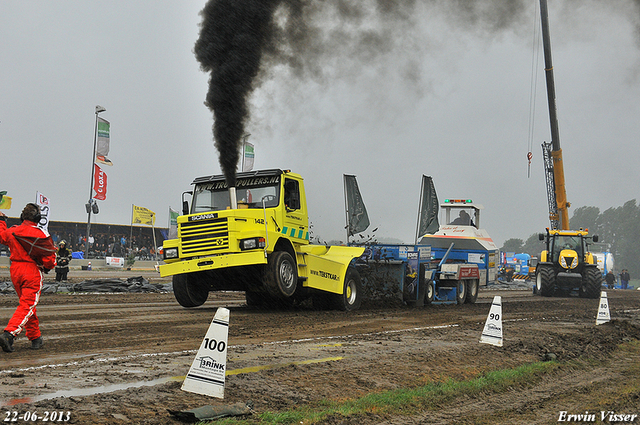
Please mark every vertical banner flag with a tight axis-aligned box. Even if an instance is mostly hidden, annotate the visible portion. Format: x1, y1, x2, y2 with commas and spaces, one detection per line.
182, 307, 230, 398
242, 141, 254, 172
132, 205, 156, 226
96, 117, 113, 166
35, 191, 51, 233
0, 191, 11, 210
169, 208, 179, 239
344, 174, 370, 236
93, 164, 107, 201
417, 175, 439, 237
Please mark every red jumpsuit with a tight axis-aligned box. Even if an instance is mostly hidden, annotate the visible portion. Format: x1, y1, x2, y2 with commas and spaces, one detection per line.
0, 220, 56, 341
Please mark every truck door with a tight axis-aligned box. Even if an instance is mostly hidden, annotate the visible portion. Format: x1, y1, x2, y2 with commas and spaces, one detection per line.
282, 178, 309, 242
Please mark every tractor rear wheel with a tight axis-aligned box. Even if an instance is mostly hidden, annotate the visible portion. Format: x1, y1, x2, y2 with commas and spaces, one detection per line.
536, 264, 555, 297
581, 267, 602, 299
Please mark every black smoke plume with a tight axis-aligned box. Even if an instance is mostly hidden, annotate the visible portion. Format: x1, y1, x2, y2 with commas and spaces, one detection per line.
194, 0, 535, 186
194, 0, 280, 187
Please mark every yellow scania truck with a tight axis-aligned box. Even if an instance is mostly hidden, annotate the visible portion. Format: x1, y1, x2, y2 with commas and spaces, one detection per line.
160, 169, 364, 310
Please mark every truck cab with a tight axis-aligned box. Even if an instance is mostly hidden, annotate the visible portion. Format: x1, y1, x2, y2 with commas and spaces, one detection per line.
161, 169, 364, 310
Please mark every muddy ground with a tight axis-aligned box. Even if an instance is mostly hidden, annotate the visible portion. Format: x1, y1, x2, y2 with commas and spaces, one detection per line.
0, 270, 639, 424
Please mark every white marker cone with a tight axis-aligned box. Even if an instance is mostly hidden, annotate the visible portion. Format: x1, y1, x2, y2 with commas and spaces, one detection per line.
480, 295, 503, 347
596, 291, 611, 325
182, 307, 230, 398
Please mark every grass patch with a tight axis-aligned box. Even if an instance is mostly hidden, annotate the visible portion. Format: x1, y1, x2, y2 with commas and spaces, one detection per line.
204, 361, 560, 425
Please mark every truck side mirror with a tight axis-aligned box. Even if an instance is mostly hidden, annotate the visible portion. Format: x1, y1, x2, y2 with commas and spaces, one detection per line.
592, 235, 599, 243
181, 191, 193, 215
538, 233, 545, 241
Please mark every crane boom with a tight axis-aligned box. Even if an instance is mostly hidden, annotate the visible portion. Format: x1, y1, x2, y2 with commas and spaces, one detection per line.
539, 0, 570, 230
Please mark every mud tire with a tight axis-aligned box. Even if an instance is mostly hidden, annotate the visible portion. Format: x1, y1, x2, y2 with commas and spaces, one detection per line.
264, 251, 298, 298
581, 267, 603, 299
456, 280, 466, 305
465, 279, 479, 304
536, 264, 556, 297
173, 273, 209, 308
333, 267, 362, 311
425, 279, 435, 305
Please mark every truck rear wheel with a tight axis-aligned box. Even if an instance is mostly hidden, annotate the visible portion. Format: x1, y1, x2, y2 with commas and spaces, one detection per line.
456, 280, 466, 305
333, 267, 362, 311
173, 273, 209, 308
581, 267, 602, 299
465, 279, 479, 304
536, 264, 555, 297
264, 251, 298, 298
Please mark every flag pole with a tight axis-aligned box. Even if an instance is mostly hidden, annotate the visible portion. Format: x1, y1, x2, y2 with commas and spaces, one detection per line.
415, 175, 426, 245
241, 142, 245, 172
343, 174, 349, 245
129, 204, 134, 253
152, 220, 158, 263
85, 105, 106, 260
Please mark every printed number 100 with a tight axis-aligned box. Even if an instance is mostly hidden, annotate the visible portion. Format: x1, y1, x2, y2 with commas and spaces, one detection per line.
203, 338, 226, 352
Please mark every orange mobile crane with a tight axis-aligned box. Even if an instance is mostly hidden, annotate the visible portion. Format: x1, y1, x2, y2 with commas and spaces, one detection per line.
534, 0, 602, 298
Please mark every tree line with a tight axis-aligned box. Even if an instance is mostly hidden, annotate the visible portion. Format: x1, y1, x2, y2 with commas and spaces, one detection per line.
500, 199, 639, 278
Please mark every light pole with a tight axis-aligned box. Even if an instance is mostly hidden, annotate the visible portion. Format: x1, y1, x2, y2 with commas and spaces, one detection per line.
85, 105, 106, 259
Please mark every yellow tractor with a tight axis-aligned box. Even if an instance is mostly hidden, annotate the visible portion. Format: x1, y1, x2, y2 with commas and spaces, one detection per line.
535, 229, 602, 298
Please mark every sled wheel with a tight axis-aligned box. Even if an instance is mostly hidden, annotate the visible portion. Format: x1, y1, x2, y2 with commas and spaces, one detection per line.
456, 280, 467, 305
465, 279, 479, 304
425, 279, 435, 305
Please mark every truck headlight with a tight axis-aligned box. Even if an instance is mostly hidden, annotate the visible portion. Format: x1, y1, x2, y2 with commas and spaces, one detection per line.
164, 247, 179, 259
240, 237, 266, 250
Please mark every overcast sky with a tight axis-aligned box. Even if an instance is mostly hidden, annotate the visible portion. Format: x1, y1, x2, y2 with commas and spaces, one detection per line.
1, 0, 639, 248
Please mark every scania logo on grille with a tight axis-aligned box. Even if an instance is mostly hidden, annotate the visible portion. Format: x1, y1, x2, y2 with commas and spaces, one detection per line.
189, 212, 219, 222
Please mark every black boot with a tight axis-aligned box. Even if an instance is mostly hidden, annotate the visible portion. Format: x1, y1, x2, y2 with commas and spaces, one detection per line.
30, 337, 44, 350
0, 331, 14, 353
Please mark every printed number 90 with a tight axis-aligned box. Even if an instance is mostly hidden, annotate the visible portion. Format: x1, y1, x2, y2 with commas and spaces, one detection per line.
203, 338, 226, 352
490, 313, 500, 320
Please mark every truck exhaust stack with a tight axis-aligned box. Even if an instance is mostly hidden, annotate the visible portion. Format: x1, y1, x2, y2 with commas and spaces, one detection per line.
229, 187, 238, 209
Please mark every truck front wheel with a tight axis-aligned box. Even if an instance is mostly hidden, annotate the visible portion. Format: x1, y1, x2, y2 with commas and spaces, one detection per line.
334, 267, 362, 311
264, 251, 298, 298
173, 273, 209, 308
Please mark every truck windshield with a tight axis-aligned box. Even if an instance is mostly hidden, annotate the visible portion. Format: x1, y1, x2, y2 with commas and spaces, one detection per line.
192, 181, 280, 213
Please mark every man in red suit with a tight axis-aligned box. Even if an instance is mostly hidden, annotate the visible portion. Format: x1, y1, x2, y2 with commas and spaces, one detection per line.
0, 203, 57, 352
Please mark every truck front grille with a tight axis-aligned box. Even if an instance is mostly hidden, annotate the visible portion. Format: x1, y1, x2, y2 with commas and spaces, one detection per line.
179, 217, 229, 257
